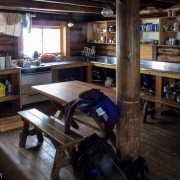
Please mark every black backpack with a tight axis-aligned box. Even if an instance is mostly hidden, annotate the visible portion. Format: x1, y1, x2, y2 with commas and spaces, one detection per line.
71, 133, 148, 180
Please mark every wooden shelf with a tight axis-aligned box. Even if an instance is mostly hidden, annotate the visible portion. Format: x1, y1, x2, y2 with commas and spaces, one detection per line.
0, 95, 19, 102
158, 45, 180, 47
141, 31, 159, 33
162, 31, 180, 33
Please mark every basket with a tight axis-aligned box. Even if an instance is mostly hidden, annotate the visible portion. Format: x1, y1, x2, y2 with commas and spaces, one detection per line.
0, 83, 6, 97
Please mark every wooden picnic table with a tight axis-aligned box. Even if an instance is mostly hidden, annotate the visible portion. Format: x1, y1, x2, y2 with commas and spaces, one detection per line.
32, 80, 117, 146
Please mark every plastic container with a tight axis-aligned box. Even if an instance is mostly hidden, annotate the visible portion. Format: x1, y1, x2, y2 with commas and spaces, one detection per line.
0, 83, 6, 97
0, 57, 5, 67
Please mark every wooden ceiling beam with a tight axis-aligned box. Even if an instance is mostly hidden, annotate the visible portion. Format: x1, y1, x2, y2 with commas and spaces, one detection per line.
32, 0, 110, 8
154, 0, 180, 4
140, 0, 173, 8
0, 0, 102, 14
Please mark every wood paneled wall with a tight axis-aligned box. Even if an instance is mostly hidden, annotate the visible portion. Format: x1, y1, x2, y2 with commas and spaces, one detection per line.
157, 47, 180, 63
70, 23, 116, 57
0, 34, 18, 58
70, 23, 88, 56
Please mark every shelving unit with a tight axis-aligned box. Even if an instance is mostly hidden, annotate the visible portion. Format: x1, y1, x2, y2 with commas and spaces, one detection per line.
0, 67, 20, 108
87, 20, 116, 44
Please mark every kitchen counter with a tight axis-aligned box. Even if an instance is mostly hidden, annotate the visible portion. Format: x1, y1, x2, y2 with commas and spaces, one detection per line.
0, 66, 20, 75
49, 61, 91, 69
140, 60, 180, 79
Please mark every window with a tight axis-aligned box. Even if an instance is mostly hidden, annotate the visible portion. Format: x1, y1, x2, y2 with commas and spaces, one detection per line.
23, 28, 61, 57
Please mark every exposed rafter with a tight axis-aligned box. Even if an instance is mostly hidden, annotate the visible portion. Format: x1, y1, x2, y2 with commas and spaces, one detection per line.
0, 0, 179, 18
155, 0, 180, 4
0, 0, 102, 14
140, 0, 173, 8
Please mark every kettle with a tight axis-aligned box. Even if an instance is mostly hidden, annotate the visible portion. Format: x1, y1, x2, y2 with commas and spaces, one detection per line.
23, 58, 31, 68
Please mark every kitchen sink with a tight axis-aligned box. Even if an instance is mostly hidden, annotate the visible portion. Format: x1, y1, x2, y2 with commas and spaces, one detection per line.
91, 56, 116, 65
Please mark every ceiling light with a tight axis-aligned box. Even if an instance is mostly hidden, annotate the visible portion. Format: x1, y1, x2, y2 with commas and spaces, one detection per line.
101, 7, 114, 17
67, 21, 73, 28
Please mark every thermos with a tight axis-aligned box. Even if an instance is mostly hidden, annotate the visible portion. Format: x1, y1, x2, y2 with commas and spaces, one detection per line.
5, 56, 11, 67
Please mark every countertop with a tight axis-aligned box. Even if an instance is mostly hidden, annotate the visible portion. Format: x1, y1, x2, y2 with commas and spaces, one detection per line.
1, 60, 180, 79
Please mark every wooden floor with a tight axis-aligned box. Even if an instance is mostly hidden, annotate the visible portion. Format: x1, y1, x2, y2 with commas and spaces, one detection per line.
0, 100, 180, 179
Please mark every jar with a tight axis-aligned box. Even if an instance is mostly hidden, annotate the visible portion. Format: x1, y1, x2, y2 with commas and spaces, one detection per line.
172, 10, 177, 16
168, 10, 172, 17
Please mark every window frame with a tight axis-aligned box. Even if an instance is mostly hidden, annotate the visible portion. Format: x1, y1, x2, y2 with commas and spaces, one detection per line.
18, 20, 70, 57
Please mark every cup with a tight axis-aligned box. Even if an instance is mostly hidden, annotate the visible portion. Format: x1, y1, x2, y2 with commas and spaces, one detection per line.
0, 57, 5, 67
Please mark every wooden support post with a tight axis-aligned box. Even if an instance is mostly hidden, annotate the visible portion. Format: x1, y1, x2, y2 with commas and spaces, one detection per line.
155, 76, 163, 109
86, 65, 92, 83
116, 0, 140, 161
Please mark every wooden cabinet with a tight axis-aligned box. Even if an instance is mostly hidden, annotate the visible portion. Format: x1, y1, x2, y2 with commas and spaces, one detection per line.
160, 16, 180, 46
0, 68, 20, 109
140, 17, 160, 45
140, 16, 180, 47
87, 20, 116, 44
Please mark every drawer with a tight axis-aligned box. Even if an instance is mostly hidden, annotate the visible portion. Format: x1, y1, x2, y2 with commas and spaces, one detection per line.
21, 93, 48, 106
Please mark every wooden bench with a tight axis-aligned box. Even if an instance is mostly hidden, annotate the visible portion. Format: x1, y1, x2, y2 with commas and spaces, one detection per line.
141, 95, 180, 123
18, 108, 84, 180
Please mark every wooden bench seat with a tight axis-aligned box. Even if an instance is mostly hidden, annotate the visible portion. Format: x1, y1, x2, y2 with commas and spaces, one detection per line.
18, 108, 84, 179
141, 95, 180, 123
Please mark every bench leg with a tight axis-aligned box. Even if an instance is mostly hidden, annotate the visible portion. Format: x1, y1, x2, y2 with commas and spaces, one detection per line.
36, 129, 44, 144
142, 100, 149, 123
149, 102, 155, 119
19, 119, 30, 147
51, 145, 71, 179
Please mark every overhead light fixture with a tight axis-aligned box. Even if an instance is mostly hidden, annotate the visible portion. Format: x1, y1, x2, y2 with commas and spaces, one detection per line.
67, 21, 73, 28
101, 2, 116, 17
101, 7, 114, 17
